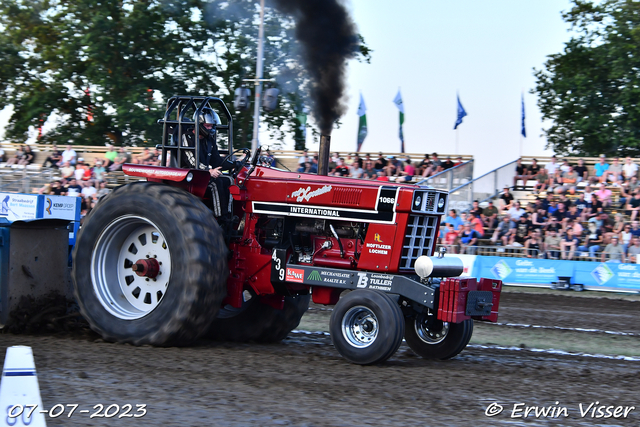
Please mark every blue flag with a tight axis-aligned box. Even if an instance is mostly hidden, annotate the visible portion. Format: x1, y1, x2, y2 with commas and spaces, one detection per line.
454, 94, 467, 130
521, 94, 526, 138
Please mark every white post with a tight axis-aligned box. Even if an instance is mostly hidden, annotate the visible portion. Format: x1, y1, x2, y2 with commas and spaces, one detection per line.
251, 0, 265, 153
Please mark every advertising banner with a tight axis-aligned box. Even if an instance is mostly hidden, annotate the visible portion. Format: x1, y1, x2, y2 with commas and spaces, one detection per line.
0, 193, 40, 221
474, 256, 574, 284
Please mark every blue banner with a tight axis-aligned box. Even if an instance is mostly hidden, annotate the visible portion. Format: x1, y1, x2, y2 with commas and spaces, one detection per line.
471, 256, 640, 291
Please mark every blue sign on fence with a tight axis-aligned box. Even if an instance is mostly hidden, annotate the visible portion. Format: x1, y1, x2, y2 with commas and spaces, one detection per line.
471, 256, 640, 291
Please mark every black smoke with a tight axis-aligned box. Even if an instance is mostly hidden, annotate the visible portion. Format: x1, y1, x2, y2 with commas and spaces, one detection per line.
270, 0, 360, 135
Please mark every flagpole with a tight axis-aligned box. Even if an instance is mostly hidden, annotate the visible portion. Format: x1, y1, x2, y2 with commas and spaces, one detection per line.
455, 128, 459, 155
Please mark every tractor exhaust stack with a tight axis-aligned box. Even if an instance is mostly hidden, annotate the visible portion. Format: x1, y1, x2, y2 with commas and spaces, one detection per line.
318, 134, 331, 176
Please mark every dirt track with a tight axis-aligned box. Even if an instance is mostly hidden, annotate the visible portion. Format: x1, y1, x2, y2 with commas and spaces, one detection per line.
2, 289, 640, 426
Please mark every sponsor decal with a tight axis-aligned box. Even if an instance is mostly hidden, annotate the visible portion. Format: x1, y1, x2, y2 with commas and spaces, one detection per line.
45, 197, 52, 215
308, 270, 322, 281
286, 268, 304, 283
290, 185, 332, 202
252, 202, 396, 224
591, 264, 615, 285
356, 272, 392, 291
127, 167, 185, 178
374, 233, 383, 243
491, 260, 513, 280
366, 242, 391, 255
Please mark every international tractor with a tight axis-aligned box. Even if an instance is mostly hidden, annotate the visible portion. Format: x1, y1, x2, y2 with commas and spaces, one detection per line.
72, 96, 502, 365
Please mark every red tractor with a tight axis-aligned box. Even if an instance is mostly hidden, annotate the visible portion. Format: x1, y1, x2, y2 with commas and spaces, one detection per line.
72, 96, 502, 365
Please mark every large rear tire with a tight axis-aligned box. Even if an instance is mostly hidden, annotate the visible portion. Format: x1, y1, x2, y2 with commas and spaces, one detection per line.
404, 311, 473, 360
330, 290, 404, 365
207, 292, 310, 343
72, 182, 228, 346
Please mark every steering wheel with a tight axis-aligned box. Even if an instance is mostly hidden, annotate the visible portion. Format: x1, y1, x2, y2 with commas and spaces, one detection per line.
222, 148, 251, 177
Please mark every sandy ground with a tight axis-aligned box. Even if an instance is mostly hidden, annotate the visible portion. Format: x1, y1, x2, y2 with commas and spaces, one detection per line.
2, 288, 640, 426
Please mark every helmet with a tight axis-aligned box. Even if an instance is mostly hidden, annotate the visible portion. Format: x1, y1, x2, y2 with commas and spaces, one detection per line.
193, 107, 221, 137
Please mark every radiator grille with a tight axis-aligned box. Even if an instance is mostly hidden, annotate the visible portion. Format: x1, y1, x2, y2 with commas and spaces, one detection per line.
425, 192, 436, 211
400, 215, 438, 270
332, 188, 362, 206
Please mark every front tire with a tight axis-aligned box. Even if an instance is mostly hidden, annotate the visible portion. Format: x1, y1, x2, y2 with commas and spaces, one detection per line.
330, 290, 404, 365
404, 311, 473, 360
72, 182, 228, 346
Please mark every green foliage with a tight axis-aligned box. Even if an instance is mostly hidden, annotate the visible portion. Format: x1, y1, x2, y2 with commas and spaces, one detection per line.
0, 0, 370, 148
534, 0, 640, 157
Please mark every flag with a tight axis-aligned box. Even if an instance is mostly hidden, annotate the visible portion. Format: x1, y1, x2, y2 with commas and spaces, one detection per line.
357, 93, 367, 152
521, 93, 526, 138
454, 94, 467, 129
393, 89, 405, 152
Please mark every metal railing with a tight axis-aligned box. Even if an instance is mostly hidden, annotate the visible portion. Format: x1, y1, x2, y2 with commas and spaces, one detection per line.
0, 168, 59, 193
444, 159, 518, 213
415, 160, 474, 191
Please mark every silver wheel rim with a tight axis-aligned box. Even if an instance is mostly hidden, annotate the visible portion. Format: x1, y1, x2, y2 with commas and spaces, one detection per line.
341, 306, 379, 348
415, 312, 449, 345
91, 215, 171, 320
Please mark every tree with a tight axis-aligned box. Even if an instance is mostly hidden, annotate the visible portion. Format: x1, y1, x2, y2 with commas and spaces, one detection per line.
0, 0, 370, 148
534, 0, 640, 157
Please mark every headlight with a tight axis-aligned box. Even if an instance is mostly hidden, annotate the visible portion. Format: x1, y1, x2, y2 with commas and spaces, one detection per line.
186, 172, 193, 182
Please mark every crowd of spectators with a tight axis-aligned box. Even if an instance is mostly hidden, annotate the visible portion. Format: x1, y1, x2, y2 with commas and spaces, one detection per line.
34, 144, 161, 222
442, 154, 640, 263
297, 150, 464, 181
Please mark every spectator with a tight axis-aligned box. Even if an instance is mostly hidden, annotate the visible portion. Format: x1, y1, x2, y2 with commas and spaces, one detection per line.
513, 158, 528, 190
443, 223, 459, 253
621, 223, 633, 251
81, 180, 97, 199
588, 193, 603, 218
373, 152, 388, 171
561, 166, 579, 192
103, 144, 118, 169
441, 156, 455, 171
605, 157, 623, 185
499, 187, 515, 210
6, 145, 25, 166
395, 158, 415, 182
363, 161, 377, 179
574, 193, 591, 222
574, 158, 589, 182
491, 215, 515, 246
559, 158, 571, 173
50, 180, 64, 196
362, 153, 374, 170
524, 229, 543, 258
384, 157, 402, 178
65, 178, 83, 197
333, 158, 350, 177
133, 147, 153, 164
482, 200, 499, 228
297, 148, 309, 168
544, 155, 559, 176
421, 153, 442, 177
631, 220, 640, 239
350, 160, 364, 179
623, 156, 638, 182
60, 144, 77, 166
594, 154, 610, 182
550, 170, 564, 194
444, 209, 464, 231
468, 212, 484, 237
18, 145, 34, 165
509, 213, 532, 247
42, 144, 62, 168
526, 158, 541, 182
601, 236, 625, 263
531, 208, 548, 230
578, 222, 603, 260
416, 154, 431, 176
74, 161, 86, 181
110, 147, 131, 171
563, 205, 580, 229
626, 191, 640, 221
560, 228, 580, 260
453, 156, 464, 166
533, 167, 550, 194
595, 182, 612, 208
627, 237, 640, 263
60, 161, 75, 179
458, 223, 480, 254
93, 160, 106, 181
619, 176, 639, 208
507, 201, 525, 220
469, 200, 483, 218
96, 181, 111, 199
544, 229, 562, 259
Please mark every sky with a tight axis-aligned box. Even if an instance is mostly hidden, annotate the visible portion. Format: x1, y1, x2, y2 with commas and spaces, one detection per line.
0, 0, 576, 177
305, 0, 576, 176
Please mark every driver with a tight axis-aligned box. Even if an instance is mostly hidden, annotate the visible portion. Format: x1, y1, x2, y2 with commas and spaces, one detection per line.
182, 107, 232, 218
